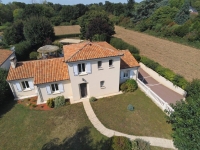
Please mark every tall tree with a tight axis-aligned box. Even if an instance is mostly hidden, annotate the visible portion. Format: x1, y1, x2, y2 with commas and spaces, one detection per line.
23, 16, 55, 47
174, 0, 190, 24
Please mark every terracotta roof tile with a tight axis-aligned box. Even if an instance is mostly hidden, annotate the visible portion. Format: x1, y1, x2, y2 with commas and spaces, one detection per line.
7, 58, 69, 84
0, 49, 13, 65
63, 42, 123, 62
120, 50, 140, 69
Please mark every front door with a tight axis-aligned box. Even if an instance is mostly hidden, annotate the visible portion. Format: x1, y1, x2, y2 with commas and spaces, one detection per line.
80, 83, 87, 98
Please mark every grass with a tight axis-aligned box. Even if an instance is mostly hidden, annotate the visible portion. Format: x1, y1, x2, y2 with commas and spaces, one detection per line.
91, 89, 172, 139
0, 25, 7, 32
151, 147, 174, 150
0, 101, 108, 150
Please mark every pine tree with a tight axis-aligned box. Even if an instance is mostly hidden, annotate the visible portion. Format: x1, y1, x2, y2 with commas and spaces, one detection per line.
174, 0, 190, 24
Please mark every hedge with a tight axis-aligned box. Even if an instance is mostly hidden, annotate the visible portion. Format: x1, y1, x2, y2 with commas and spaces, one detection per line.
109, 37, 139, 54
55, 33, 81, 40
140, 56, 188, 89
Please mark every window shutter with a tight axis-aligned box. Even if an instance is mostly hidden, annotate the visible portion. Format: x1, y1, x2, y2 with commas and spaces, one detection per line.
46, 85, 51, 95
86, 62, 92, 74
73, 64, 78, 76
28, 81, 34, 90
120, 71, 124, 79
130, 70, 134, 78
16, 83, 22, 92
58, 83, 64, 93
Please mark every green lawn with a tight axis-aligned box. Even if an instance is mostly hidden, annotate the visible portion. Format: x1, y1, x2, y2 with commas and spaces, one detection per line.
91, 89, 172, 139
0, 101, 108, 150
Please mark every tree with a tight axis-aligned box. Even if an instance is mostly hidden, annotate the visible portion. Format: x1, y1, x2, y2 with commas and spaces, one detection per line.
15, 41, 31, 61
167, 98, 200, 150
185, 79, 200, 99
0, 68, 12, 105
79, 10, 115, 41
174, 0, 190, 24
23, 16, 55, 47
3, 20, 25, 45
125, 0, 135, 17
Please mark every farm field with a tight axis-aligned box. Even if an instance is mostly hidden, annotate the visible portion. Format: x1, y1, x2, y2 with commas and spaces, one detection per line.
54, 25, 80, 35
115, 26, 200, 81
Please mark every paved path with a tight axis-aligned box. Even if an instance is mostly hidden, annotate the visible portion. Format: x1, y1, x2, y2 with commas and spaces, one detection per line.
138, 68, 184, 104
83, 100, 176, 149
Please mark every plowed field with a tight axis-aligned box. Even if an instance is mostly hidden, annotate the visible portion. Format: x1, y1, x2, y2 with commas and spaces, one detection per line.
115, 26, 200, 81
54, 25, 80, 35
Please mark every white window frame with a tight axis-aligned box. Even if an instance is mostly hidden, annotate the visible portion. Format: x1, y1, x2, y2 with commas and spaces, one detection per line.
51, 83, 59, 93
100, 81, 105, 88
98, 61, 102, 69
109, 59, 113, 68
123, 70, 129, 78
78, 63, 86, 74
21, 81, 30, 91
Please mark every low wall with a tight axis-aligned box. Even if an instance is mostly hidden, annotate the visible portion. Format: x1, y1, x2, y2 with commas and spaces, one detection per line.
139, 62, 187, 97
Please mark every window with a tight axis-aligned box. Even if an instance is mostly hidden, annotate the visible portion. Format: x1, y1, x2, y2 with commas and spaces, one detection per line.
100, 81, 105, 88
21, 81, 29, 90
98, 61, 102, 68
78, 63, 85, 73
124, 70, 129, 78
51, 83, 59, 92
109, 60, 113, 67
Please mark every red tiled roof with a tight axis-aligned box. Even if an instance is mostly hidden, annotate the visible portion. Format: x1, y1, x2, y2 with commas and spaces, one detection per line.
0, 49, 13, 65
63, 42, 123, 62
120, 50, 140, 69
7, 58, 69, 84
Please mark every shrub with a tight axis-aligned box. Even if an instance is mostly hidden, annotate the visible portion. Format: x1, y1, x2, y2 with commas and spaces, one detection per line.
89, 96, 97, 102
140, 57, 159, 71
54, 96, 65, 108
47, 98, 55, 108
132, 54, 141, 62
120, 79, 138, 92
127, 104, 134, 111
110, 136, 132, 150
29, 51, 38, 60
15, 41, 32, 61
133, 139, 150, 150
185, 79, 200, 99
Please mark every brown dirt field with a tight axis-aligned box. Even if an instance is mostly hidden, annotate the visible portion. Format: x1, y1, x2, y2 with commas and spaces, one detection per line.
0, 32, 3, 36
115, 26, 200, 81
54, 25, 80, 35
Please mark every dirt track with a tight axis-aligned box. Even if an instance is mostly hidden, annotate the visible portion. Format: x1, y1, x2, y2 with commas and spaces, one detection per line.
115, 26, 200, 81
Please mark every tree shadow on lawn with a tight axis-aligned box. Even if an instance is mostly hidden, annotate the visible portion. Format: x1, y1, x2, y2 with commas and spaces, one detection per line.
0, 96, 16, 118
42, 127, 110, 150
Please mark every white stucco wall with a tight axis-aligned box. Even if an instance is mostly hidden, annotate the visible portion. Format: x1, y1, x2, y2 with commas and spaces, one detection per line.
68, 56, 121, 101
8, 78, 37, 100
0, 53, 15, 70
120, 67, 139, 83
37, 80, 72, 103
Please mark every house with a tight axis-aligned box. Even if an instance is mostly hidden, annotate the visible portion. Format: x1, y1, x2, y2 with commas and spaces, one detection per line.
6, 42, 139, 104
189, 6, 198, 15
0, 49, 15, 70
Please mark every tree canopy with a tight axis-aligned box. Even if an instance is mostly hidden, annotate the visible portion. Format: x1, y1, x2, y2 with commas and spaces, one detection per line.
23, 16, 55, 47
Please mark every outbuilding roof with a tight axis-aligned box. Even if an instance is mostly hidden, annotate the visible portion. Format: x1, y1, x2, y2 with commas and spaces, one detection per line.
0, 49, 14, 66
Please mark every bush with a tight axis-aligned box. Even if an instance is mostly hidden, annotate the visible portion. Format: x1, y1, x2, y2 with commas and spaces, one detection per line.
120, 79, 138, 92
110, 136, 132, 150
127, 104, 134, 111
54, 96, 65, 108
29, 51, 38, 60
89, 96, 97, 102
132, 54, 141, 62
133, 139, 150, 150
47, 98, 55, 108
15, 41, 32, 61
185, 79, 200, 99
140, 57, 159, 71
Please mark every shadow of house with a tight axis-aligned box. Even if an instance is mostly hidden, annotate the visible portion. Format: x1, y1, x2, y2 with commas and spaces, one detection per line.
138, 72, 149, 85
42, 127, 110, 150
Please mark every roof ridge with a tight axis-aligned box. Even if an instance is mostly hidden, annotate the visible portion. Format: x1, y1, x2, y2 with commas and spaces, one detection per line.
17, 57, 64, 63
66, 42, 90, 61
93, 42, 117, 53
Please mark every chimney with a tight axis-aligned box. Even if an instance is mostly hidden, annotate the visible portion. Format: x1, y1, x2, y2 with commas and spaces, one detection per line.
10, 56, 17, 68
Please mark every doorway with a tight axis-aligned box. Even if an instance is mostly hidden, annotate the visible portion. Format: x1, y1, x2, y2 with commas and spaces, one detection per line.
80, 83, 87, 98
